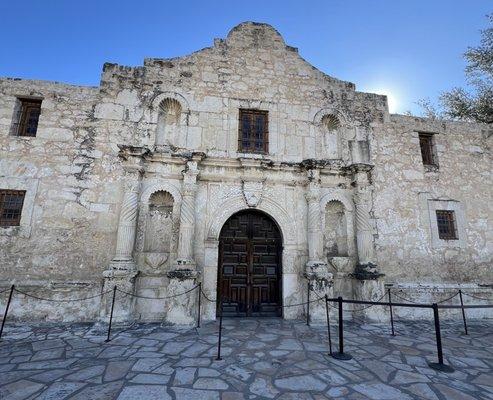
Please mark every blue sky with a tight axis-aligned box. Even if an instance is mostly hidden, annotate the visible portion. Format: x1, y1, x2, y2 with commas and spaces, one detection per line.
1, 1, 491, 114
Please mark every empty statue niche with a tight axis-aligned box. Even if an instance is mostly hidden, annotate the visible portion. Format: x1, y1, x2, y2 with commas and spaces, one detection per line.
144, 191, 174, 254
324, 200, 348, 257
155, 98, 182, 148
321, 114, 341, 159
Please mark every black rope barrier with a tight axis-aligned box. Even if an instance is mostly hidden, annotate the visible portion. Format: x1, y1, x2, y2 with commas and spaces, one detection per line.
459, 289, 468, 335
13, 288, 112, 302
0, 285, 15, 341
216, 300, 223, 361
462, 292, 493, 301
115, 284, 199, 300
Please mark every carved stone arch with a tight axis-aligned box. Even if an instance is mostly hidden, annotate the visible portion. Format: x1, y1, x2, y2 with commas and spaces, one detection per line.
140, 180, 182, 205
312, 108, 351, 128
320, 190, 354, 212
150, 92, 191, 123
206, 195, 296, 245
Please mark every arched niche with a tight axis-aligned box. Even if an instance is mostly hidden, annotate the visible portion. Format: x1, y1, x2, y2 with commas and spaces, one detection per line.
313, 109, 351, 160
144, 191, 174, 253
320, 191, 356, 259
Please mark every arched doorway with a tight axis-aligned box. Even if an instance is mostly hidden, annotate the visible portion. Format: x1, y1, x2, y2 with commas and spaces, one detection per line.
217, 210, 282, 317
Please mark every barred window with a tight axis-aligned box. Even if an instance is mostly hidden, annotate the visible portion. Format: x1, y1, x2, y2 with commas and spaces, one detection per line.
12, 98, 42, 137
419, 133, 437, 166
436, 210, 458, 240
0, 190, 26, 227
238, 109, 268, 153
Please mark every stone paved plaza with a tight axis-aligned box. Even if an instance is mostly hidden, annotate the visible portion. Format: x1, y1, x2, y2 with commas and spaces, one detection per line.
0, 318, 492, 399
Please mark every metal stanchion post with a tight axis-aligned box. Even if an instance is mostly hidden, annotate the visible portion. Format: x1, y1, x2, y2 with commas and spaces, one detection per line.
307, 281, 310, 326
388, 288, 395, 336
332, 296, 352, 360
325, 295, 333, 356
428, 303, 454, 372
105, 286, 117, 343
458, 290, 468, 335
197, 283, 202, 328
216, 300, 223, 361
0, 285, 15, 341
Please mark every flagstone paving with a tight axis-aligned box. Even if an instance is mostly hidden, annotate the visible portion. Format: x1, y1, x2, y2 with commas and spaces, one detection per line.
0, 318, 492, 399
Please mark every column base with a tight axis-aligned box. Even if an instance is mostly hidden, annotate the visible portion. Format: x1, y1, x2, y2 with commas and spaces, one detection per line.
100, 266, 138, 322
165, 268, 200, 325
305, 261, 334, 325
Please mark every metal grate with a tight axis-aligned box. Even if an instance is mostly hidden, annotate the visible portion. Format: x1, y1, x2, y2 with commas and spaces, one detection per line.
0, 190, 26, 227
14, 99, 42, 137
238, 109, 268, 154
436, 210, 458, 240
419, 133, 436, 166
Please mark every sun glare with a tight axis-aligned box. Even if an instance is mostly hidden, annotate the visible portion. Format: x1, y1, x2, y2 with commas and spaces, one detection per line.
368, 88, 400, 113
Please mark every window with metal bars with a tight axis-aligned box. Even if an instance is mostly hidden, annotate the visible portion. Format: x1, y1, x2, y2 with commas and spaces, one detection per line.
12, 98, 42, 137
436, 210, 458, 240
0, 190, 26, 227
419, 133, 437, 166
238, 109, 268, 154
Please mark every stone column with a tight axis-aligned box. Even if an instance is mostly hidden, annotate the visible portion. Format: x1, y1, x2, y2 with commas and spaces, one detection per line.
165, 157, 201, 325
304, 168, 333, 324
176, 160, 199, 267
351, 164, 385, 320
101, 146, 147, 322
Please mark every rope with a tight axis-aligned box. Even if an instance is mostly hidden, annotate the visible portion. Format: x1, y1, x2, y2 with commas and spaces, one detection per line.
115, 284, 199, 300
390, 291, 421, 304
279, 297, 322, 308
13, 288, 112, 302
200, 288, 217, 303
436, 291, 460, 304
350, 292, 388, 311
0, 287, 13, 295
462, 292, 493, 301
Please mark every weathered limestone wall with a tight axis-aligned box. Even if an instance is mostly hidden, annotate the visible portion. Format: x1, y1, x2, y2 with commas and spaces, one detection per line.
0, 22, 491, 323
373, 115, 492, 283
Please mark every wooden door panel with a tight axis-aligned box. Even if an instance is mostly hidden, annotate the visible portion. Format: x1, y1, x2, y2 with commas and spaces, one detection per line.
219, 211, 281, 317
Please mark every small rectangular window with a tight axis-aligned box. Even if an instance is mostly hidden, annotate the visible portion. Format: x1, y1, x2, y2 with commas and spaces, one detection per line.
436, 210, 458, 240
238, 109, 268, 153
0, 190, 26, 227
419, 133, 437, 166
12, 98, 42, 137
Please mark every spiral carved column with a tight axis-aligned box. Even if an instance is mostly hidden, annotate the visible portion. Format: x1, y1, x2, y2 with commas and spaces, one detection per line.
101, 148, 146, 321
304, 169, 333, 324
166, 159, 201, 325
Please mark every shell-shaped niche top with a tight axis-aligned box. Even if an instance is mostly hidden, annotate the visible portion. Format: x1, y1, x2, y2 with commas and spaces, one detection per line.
158, 98, 182, 124
225, 22, 287, 50
321, 114, 341, 131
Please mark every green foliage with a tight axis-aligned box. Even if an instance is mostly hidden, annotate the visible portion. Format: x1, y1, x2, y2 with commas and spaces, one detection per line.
440, 14, 493, 124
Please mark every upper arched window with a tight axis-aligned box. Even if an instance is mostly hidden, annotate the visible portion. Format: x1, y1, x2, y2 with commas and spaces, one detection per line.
156, 98, 182, 147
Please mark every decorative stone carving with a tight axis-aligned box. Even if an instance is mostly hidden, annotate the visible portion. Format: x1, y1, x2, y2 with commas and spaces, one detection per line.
145, 252, 169, 268
175, 160, 200, 267
242, 179, 264, 207
351, 164, 384, 281
305, 169, 324, 263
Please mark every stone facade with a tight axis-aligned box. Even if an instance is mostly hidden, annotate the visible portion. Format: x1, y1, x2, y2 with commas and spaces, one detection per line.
0, 22, 491, 323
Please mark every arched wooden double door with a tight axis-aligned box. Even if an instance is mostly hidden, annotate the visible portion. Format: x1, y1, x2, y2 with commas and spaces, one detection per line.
218, 210, 282, 317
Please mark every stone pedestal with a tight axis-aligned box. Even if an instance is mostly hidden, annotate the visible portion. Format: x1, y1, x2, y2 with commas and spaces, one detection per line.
353, 278, 386, 321
305, 261, 334, 325
100, 269, 138, 322
164, 268, 199, 325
